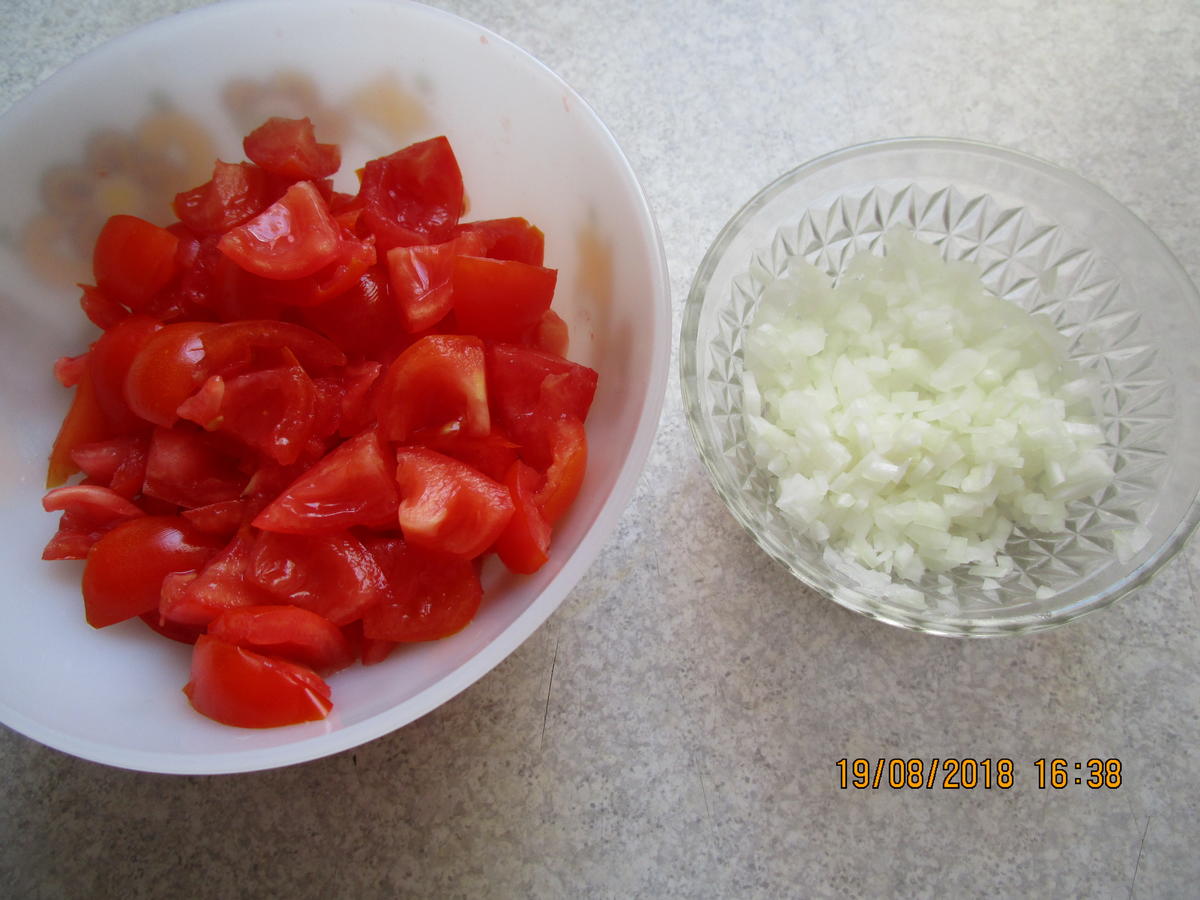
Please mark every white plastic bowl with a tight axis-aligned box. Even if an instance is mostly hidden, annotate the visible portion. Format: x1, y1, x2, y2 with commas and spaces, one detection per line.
0, 0, 669, 773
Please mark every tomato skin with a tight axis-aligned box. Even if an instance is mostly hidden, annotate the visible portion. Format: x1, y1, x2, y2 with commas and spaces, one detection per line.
374, 334, 490, 442
82, 516, 222, 628
451, 256, 557, 343
184, 635, 332, 728
362, 538, 483, 642
174, 160, 270, 235
386, 232, 484, 333
207, 605, 355, 675
87, 314, 162, 432
358, 136, 465, 250
124, 322, 217, 427
253, 430, 399, 534
218, 181, 341, 280
47, 366, 112, 487
394, 447, 515, 559
247, 530, 390, 626
93, 215, 179, 311
243, 117, 340, 182
493, 460, 552, 574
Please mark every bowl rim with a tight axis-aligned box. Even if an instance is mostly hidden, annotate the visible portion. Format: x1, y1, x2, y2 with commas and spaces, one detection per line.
681, 135, 1200, 637
0, 0, 672, 773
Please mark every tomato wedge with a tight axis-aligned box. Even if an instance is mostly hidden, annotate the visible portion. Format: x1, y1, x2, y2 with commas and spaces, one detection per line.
358, 136, 465, 250
93, 214, 179, 311
87, 314, 162, 432
253, 430, 399, 533
386, 232, 485, 332
82, 516, 222, 628
218, 180, 341, 280
453, 217, 545, 266
493, 460, 551, 574
124, 322, 218, 428
485, 342, 598, 437
374, 334, 490, 442
362, 538, 483, 642
174, 160, 270, 235
247, 530, 389, 625
394, 447, 514, 558
243, 117, 340, 182
184, 635, 332, 728
533, 417, 589, 525
159, 528, 272, 626
451, 256, 557, 343
47, 366, 111, 487
207, 605, 355, 675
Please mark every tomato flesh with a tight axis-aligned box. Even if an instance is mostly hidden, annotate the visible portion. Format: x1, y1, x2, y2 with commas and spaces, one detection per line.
184, 635, 332, 728
375, 334, 490, 442
207, 605, 355, 675
363, 539, 483, 642
218, 181, 341, 280
93, 215, 179, 311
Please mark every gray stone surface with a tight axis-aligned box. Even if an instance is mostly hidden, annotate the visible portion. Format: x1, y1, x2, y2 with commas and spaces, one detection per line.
3, 0, 1199, 897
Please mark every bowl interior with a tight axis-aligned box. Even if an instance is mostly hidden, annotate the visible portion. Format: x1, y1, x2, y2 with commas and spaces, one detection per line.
0, 0, 668, 771
683, 139, 1200, 635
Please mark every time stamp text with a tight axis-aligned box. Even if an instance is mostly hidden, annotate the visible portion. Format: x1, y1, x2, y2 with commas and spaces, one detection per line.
835, 758, 1123, 790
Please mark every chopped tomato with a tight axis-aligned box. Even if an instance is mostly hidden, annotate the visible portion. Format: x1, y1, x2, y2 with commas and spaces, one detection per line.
493, 461, 552, 574
200, 319, 346, 376
533, 417, 589, 525
218, 181, 341, 280
298, 267, 406, 360
41, 484, 146, 561
81, 516, 222, 628
47, 366, 111, 487
485, 342, 598, 439
87, 314, 162, 432
207, 605, 355, 675
181, 498, 251, 537
159, 528, 271, 626
143, 425, 248, 508
174, 160, 270, 235
363, 538, 483, 642
79, 284, 130, 330
253, 431, 398, 533
124, 321, 218, 427
68, 434, 148, 497
532, 309, 570, 357
247, 530, 389, 625
243, 117, 340, 182
184, 635, 332, 728
374, 334, 490, 442
386, 231, 484, 332
358, 136, 465, 250
93, 215, 179, 311
454, 217, 545, 265
394, 447, 514, 558
451, 256, 557, 343
414, 429, 519, 482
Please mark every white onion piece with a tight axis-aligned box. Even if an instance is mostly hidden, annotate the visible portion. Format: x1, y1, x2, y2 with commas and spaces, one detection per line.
744, 229, 1114, 582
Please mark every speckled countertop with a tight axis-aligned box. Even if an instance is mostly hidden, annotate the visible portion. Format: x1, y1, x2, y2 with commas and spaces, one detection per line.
3, 1, 1199, 897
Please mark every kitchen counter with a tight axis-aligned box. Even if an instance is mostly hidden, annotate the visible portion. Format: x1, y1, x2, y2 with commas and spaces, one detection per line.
3, 1, 1199, 896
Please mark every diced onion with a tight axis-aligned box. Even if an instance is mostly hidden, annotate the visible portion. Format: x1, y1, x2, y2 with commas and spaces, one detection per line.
744, 229, 1114, 582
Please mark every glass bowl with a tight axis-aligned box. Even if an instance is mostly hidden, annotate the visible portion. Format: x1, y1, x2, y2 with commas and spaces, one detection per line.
681, 137, 1200, 636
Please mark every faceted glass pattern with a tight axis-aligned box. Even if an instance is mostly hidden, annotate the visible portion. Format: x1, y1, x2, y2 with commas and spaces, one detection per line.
681, 139, 1200, 635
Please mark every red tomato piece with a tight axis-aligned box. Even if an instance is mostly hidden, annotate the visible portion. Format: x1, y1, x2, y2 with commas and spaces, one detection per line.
358, 136, 465, 250
200, 319, 346, 376
243, 117, 340, 182
247, 530, 389, 626
415, 429, 519, 482
139, 612, 205, 645
92, 214, 179, 311
532, 309, 570, 357
159, 529, 272, 626
81, 516, 222, 628
47, 366, 111, 487
218, 181, 341, 280
332, 360, 383, 437
394, 447, 514, 559
173, 160, 270, 235
208, 605, 355, 675
87, 314, 162, 432
41, 484, 146, 561
374, 334, 490, 442
181, 498, 251, 537
451, 256, 557, 343
493, 461, 552, 574
253, 431, 399, 534
54, 353, 87, 388
79, 284, 130, 330
299, 266, 406, 360
124, 321, 218, 427
184, 635, 332, 728
143, 425, 248, 509
386, 232, 485, 333
454, 217, 545, 265
533, 417, 589, 525
362, 538, 483, 642
485, 342, 598, 436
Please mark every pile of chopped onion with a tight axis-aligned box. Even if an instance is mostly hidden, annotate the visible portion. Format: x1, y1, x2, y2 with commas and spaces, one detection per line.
743, 229, 1113, 586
